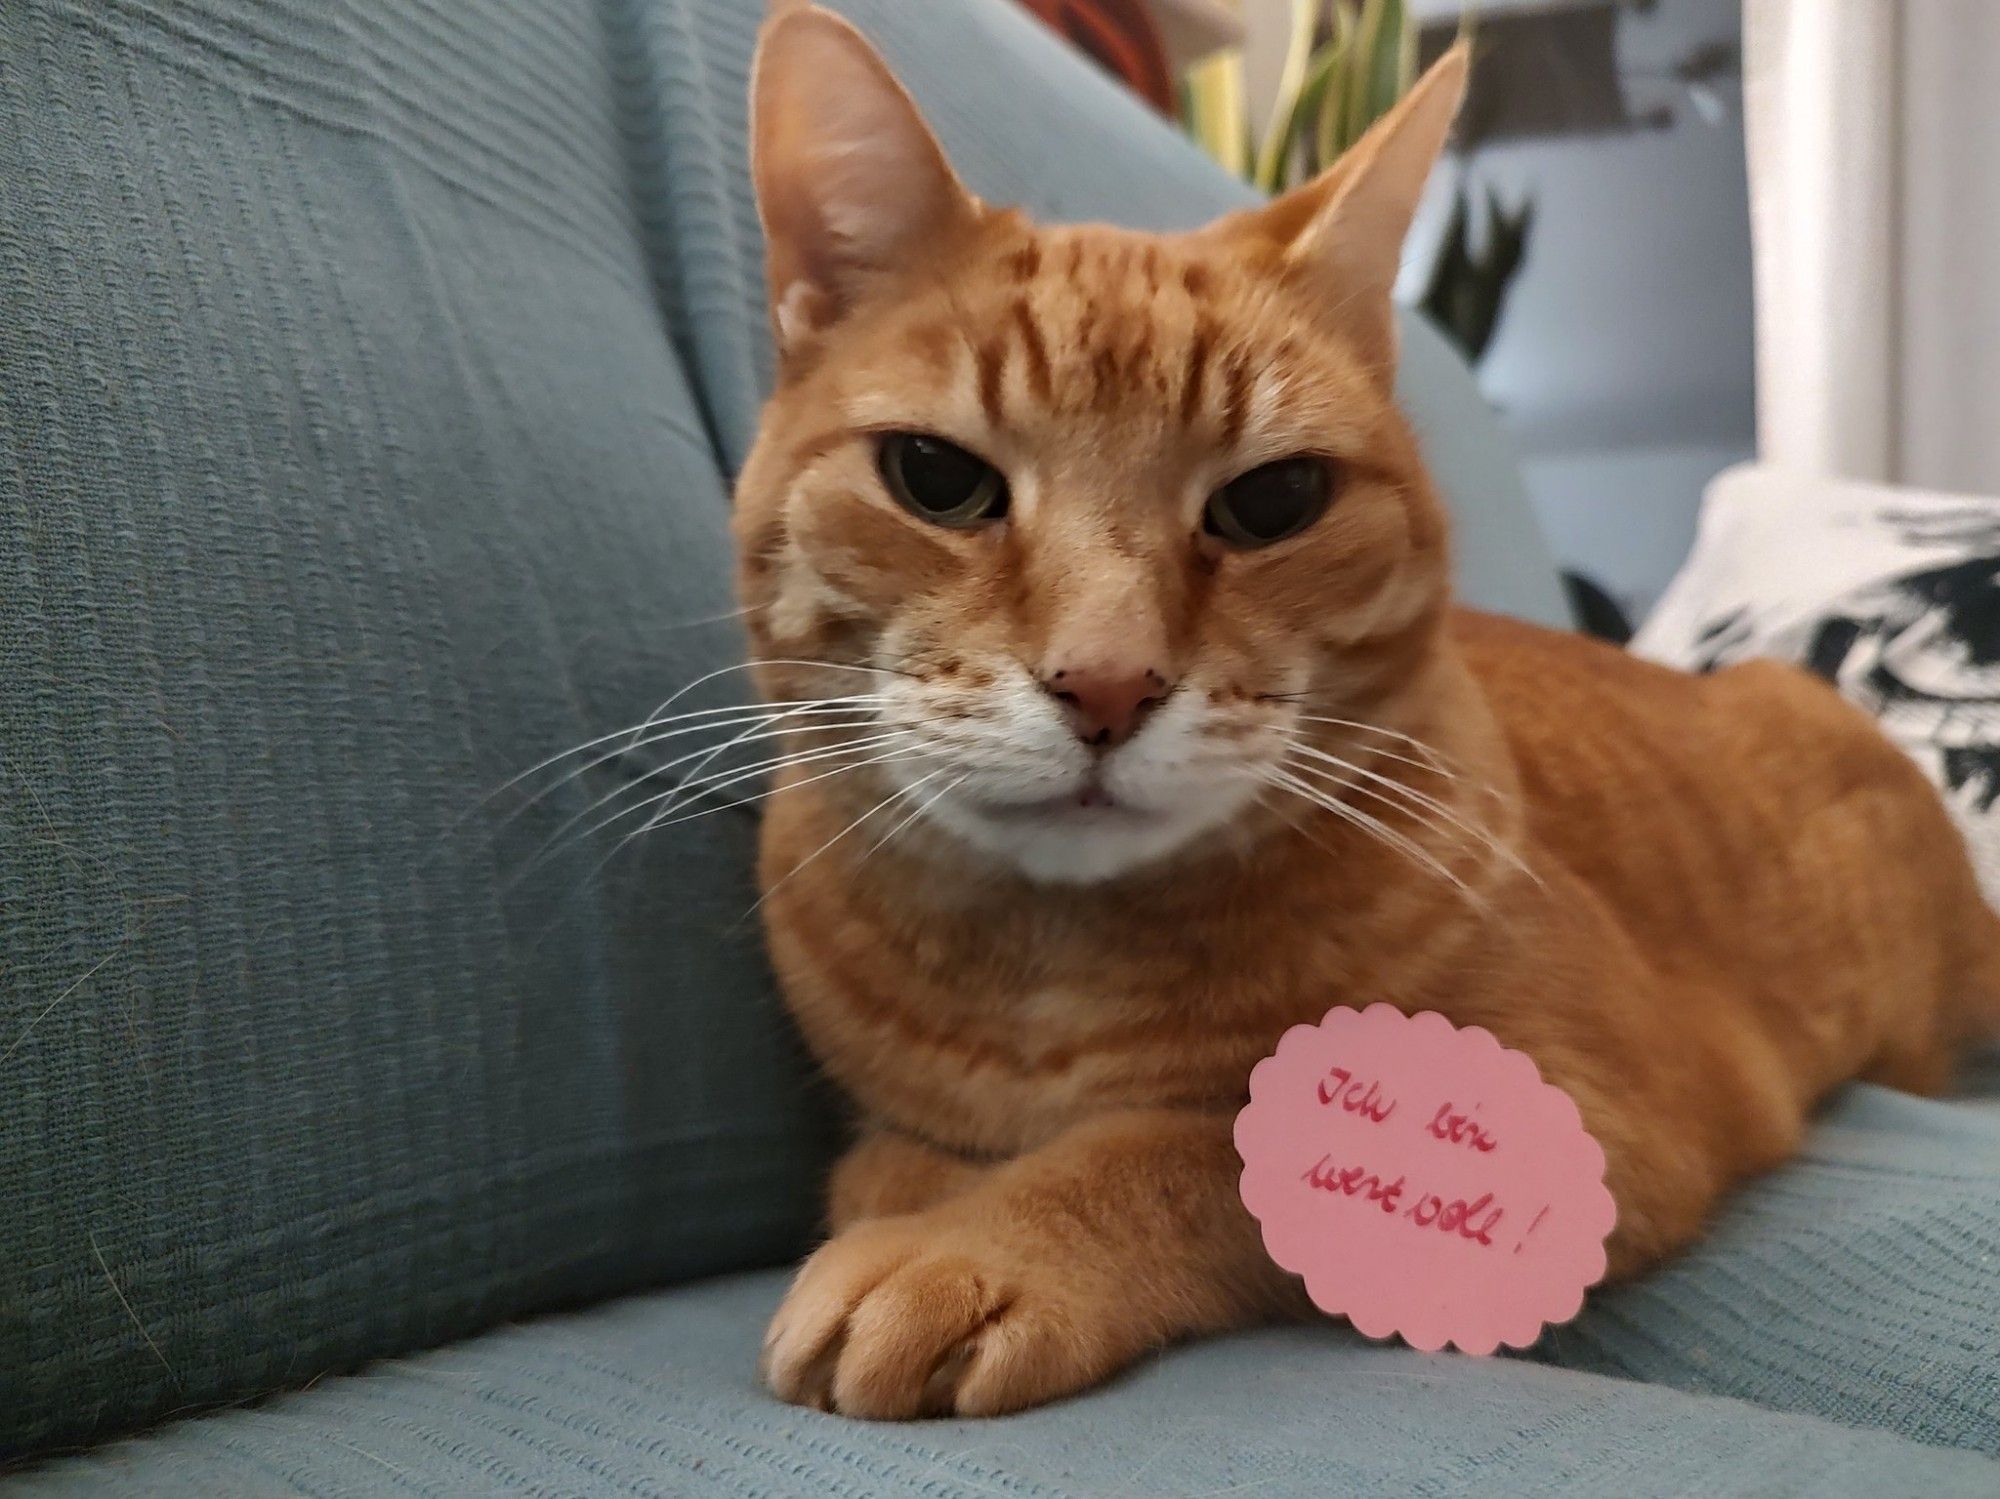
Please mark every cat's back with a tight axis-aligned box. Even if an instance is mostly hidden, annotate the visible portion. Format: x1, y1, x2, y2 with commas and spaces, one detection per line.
1453, 607, 1996, 1085
1450, 606, 1927, 836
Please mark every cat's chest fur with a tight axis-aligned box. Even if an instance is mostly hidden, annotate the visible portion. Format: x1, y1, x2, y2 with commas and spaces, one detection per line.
768, 919, 1288, 1155
756, 790, 1478, 1157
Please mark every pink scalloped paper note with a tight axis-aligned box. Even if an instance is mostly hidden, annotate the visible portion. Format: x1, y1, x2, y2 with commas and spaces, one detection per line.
1235, 1004, 1616, 1355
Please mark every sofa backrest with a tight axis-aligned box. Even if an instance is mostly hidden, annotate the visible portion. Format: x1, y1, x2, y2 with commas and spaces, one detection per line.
0, 0, 1564, 1457
0, 0, 822, 1455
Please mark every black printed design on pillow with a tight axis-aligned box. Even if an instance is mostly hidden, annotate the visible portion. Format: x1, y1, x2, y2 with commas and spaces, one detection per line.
1689, 510, 2000, 814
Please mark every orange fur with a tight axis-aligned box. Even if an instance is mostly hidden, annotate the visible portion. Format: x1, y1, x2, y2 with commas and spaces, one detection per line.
735, 9, 2000, 1419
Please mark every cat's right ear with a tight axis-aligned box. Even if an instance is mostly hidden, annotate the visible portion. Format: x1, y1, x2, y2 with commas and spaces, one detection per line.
1200, 44, 1467, 373
750, 5, 980, 356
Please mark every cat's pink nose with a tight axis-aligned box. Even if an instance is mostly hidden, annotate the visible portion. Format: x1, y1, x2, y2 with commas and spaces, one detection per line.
1042, 666, 1172, 748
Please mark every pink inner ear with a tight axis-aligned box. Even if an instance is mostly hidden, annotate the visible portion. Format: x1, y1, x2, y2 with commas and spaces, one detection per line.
751, 9, 978, 335
772, 280, 832, 349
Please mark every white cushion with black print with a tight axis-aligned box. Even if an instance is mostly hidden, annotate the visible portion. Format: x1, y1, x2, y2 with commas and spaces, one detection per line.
1637, 464, 2000, 904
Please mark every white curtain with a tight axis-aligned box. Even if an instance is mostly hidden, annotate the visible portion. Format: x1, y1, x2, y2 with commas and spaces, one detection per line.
1743, 0, 2000, 493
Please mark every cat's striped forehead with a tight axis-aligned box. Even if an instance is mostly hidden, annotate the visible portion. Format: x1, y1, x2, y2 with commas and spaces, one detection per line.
832, 222, 1377, 457
734, 207, 1450, 727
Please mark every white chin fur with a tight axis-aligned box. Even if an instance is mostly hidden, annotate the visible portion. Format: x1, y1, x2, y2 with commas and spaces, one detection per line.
926, 778, 1261, 884
871, 669, 1282, 883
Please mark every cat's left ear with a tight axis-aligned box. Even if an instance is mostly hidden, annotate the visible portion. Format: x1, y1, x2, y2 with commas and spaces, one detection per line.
750, 5, 981, 356
1213, 44, 1468, 371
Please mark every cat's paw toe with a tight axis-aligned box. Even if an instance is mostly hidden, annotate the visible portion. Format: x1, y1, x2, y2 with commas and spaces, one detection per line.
761, 1218, 1108, 1419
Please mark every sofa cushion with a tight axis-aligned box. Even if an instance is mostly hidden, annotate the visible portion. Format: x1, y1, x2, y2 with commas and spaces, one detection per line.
12, 1264, 1993, 1498
1537, 1070, 2000, 1452
16, 1069, 1999, 1491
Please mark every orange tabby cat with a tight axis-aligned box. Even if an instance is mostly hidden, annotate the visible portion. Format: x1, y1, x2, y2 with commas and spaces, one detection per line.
733, 6, 2000, 1420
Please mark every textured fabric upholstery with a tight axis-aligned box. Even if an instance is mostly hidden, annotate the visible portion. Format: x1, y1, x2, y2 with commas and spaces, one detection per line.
16, 1219, 1999, 1497
1538, 1074, 2000, 1452
15, 1058, 2000, 1492
0, 0, 833, 1455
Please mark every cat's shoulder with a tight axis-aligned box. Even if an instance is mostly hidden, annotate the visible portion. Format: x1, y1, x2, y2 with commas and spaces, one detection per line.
1449, 605, 1709, 704
1449, 605, 1917, 793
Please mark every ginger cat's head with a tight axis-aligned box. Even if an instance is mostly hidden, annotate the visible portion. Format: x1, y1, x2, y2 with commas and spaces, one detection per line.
735, 6, 1467, 884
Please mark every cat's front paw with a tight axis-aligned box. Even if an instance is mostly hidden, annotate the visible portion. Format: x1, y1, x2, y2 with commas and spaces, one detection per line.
761, 1211, 1127, 1419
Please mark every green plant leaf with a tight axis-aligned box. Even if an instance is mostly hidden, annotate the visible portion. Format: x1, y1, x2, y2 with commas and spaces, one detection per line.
1365, 0, 1407, 128
1287, 44, 1343, 182
1341, 0, 1389, 149
1395, 0, 1417, 99
1254, 0, 1324, 193
1312, 4, 1357, 170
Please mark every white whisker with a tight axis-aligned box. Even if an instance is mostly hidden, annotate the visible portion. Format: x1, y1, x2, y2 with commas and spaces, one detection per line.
1259, 765, 1479, 905
645, 727, 942, 826
502, 700, 889, 829
1283, 743, 1536, 883
1283, 756, 1486, 869
1290, 713, 1458, 775
1249, 787, 1342, 860
548, 657, 905, 828
522, 710, 895, 868
636, 693, 889, 837
643, 741, 936, 839
856, 771, 964, 867
481, 694, 887, 811
580, 741, 937, 898
542, 729, 921, 876
640, 711, 963, 830
509, 724, 916, 890
660, 601, 765, 632
738, 767, 954, 925
634, 658, 909, 736
522, 741, 933, 948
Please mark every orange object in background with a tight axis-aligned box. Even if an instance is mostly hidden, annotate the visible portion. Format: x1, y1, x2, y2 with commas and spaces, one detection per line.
1013, 0, 1176, 114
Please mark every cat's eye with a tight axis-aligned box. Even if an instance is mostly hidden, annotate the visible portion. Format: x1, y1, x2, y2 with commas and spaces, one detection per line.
877, 433, 1010, 528
1203, 457, 1335, 548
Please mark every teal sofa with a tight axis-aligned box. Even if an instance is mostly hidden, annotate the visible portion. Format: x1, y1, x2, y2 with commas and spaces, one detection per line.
1, 0, 1994, 1491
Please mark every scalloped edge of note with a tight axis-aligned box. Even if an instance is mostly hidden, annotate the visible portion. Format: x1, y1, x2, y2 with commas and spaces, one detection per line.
1235, 1003, 1617, 1356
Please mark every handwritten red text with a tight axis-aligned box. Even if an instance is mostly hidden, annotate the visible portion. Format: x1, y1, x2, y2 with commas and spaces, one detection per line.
1317, 1065, 1396, 1122
1301, 1154, 1406, 1213
1426, 1102, 1498, 1153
